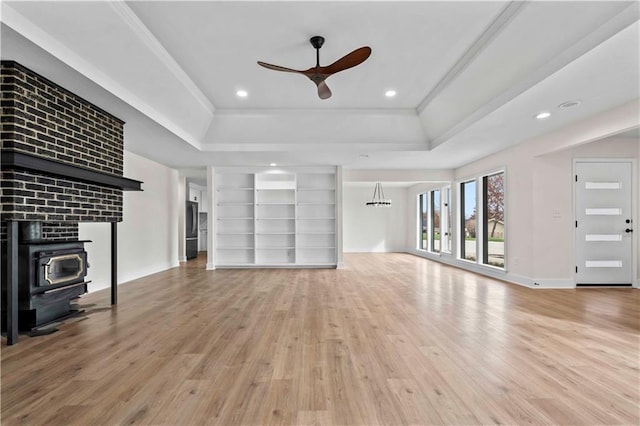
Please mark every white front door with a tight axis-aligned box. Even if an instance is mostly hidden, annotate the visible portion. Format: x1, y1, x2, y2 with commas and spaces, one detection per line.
575, 161, 634, 285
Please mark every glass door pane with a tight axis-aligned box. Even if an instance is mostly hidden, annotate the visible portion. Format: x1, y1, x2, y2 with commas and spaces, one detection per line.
419, 193, 428, 250
431, 189, 441, 253
460, 180, 477, 261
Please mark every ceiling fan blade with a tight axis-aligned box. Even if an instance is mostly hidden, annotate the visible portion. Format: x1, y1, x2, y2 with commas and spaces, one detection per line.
323, 46, 372, 75
257, 61, 304, 74
316, 80, 332, 99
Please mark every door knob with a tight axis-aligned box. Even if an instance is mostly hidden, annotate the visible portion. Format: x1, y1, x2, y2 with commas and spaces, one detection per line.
625, 228, 633, 233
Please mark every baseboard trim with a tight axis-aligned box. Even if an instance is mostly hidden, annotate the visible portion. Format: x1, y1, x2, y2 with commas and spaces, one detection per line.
577, 283, 632, 287
405, 250, 580, 289
87, 261, 177, 293
406, 249, 533, 288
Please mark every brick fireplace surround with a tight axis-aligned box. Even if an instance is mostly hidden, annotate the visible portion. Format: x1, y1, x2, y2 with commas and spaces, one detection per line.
1, 61, 142, 345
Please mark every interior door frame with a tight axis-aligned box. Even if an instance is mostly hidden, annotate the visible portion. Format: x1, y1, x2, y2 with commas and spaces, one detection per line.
572, 158, 638, 287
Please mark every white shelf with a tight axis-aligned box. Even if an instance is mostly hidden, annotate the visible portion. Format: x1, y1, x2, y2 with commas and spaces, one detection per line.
296, 263, 336, 266
215, 169, 337, 268
298, 232, 335, 235
298, 246, 336, 249
257, 217, 295, 220
253, 263, 297, 267
256, 232, 295, 235
256, 203, 295, 205
218, 247, 255, 250
297, 217, 335, 220
256, 247, 296, 250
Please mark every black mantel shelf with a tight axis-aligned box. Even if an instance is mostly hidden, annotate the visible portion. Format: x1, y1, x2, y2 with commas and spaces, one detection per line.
1, 151, 143, 191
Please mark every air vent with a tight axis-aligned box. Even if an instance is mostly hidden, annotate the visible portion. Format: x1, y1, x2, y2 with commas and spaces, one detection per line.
558, 100, 582, 109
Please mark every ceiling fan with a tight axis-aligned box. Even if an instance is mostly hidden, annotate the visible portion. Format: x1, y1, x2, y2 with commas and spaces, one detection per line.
257, 36, 372, 100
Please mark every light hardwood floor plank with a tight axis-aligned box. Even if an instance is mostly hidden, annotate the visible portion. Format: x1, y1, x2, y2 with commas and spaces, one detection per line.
2, 253, 638, 425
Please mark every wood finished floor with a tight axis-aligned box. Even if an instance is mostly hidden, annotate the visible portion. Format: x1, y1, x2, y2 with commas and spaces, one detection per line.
1, 253, 639, 425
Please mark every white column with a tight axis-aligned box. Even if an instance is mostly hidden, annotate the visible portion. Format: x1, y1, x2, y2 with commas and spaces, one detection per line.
178, 175, 187, 262
336, 165, 344, 268
206, 166, 216, 270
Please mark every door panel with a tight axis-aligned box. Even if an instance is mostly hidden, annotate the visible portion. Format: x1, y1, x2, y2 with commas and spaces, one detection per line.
575, 162, 633, 284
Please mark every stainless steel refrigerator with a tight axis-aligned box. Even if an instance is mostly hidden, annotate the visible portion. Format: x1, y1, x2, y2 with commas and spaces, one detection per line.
186, 201, 198, 259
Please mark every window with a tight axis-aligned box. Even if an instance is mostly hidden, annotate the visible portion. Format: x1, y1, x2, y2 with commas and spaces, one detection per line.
431, 189, 440, 252
419, 193, 428, 250
458, 170, 506, 269
482, 172, 505, 268
418, 186, 452, 254
460, 180, 477, 261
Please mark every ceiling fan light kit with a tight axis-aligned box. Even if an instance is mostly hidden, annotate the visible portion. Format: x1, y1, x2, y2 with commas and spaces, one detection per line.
257, 35, 371, 99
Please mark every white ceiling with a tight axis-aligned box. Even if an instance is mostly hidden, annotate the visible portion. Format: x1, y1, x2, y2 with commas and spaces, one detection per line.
1, 1, 639, 176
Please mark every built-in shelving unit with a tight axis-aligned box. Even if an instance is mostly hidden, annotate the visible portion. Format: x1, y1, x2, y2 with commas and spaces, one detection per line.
295, 172, 336, 265
214, 167, 337, 268
215, 173, 255, 265
255, 173, 296, 265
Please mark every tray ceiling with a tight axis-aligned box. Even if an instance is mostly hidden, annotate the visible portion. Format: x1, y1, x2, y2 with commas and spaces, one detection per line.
1, 1, 638, 170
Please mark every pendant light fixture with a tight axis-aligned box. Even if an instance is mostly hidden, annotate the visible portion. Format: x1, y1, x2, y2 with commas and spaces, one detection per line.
366, 182, 391, 207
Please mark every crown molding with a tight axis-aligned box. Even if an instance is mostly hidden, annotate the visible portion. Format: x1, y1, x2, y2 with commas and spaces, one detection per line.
416, 1, 527, 114
428, 2, 640, 149
1, 3, 204, 151
199, 142, 428, 152
107, 1, 215, 115
214, 108, 418, 116
2, 3, 205, 149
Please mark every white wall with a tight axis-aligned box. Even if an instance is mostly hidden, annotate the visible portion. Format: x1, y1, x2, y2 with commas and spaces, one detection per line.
79, 150, 179, 292
407, 111, 639, 288
457, 138, 638, 288
343, 185, 407, 252
532, 137, 639, 282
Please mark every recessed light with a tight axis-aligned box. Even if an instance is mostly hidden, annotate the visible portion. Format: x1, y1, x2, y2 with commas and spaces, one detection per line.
385, 90, 397, 98
535, 111, 551, 120
558, 100, 582, 109
269, 163, 277, 167
236, 90, 248, 98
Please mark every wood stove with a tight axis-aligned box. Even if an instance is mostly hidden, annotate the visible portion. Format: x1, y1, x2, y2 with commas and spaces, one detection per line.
1, 222, 90, 331
1, 61, 143, 344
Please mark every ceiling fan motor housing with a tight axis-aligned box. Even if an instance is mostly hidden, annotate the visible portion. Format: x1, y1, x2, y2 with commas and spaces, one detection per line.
310, 36, 325, 49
